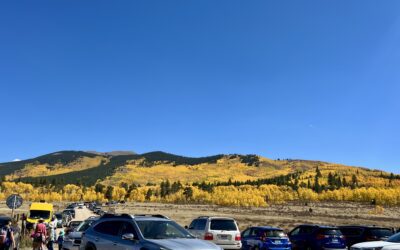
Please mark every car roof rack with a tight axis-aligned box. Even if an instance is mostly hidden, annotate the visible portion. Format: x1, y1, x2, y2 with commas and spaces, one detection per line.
134, 214, 169, 219
101, 213, 133, 219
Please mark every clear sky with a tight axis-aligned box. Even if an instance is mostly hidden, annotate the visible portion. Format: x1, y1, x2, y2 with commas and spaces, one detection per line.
0, 1, 399, 173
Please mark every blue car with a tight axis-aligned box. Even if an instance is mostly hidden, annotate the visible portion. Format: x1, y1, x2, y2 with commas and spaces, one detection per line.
241, 226, 292, 250
288, 225, 347, 250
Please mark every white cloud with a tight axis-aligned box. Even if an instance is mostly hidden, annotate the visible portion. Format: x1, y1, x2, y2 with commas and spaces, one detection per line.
13, 159, 21, 162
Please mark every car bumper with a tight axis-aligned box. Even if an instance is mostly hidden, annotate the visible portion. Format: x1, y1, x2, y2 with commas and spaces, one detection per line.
216, 244, 242, 250
62, 240, 80, 250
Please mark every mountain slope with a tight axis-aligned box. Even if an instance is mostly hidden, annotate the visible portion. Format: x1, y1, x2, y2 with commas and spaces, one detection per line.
0, 150, 397, 188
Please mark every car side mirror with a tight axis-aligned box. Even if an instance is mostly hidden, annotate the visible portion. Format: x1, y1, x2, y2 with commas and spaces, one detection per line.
184, 226, 188, 229
122, 233, 136, 241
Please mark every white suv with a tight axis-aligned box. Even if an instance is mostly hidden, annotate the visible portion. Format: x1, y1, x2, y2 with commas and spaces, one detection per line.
187, 216, 242, 250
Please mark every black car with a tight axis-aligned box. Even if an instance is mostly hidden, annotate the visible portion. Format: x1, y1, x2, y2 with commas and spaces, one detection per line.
339, 226, 394, 247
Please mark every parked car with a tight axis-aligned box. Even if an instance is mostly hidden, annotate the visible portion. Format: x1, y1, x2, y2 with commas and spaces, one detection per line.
241, 226, 292, 250
351, 232, 400, 250
339, 226, 394, 247
289, 225, 347, 250
187, 216, 242, 249
63, 217, 99, 250
66, 220, 83, 234
63, 209, 76, 219
80, 213, 222, 250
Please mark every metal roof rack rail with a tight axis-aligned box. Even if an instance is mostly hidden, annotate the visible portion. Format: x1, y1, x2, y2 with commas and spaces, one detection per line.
134, 214, 169, 219
101, 213, 133, 219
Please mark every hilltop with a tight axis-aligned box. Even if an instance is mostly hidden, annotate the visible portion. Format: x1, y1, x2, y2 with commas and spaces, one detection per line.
0, 150, 397, 189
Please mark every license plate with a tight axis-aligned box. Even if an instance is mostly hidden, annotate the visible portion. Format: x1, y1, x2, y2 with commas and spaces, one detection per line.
331, 238, 339, 243
218, 234, 229, 240
274, 240, 281, 244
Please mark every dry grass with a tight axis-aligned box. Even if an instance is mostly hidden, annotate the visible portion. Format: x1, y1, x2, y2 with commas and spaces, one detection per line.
116, 201, 400, 231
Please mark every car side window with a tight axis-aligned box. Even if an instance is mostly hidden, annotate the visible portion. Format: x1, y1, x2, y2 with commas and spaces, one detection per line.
242, 229, 251, 238
94, 221, 123, 236
119, 222, 138, 238
250, 228, 259, 237
188, 220, 198, 230
290, 227, 301, 236
195, 219, 207, 230
300, 226, 315, 235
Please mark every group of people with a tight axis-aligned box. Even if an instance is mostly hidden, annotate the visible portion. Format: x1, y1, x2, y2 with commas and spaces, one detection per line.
31, 216, 64, 250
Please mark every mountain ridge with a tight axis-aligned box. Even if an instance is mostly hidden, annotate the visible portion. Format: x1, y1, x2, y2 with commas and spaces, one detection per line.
0, 150, 396, 189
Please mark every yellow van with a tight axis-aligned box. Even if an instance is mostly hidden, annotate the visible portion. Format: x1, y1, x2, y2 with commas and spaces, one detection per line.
26, 202, 53, 229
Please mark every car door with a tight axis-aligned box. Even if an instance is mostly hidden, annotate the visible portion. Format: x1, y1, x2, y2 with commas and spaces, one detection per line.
289, 227, 304, 250
188, 218, 207, 239
241, 228, 251, 250
116, 221, 142, 250
247, 228, 261, 248
92, 220, 123, 250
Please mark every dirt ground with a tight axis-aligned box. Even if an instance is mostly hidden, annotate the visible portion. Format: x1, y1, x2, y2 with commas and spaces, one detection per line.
115, 201, 400, 232
1, 200, 400, 234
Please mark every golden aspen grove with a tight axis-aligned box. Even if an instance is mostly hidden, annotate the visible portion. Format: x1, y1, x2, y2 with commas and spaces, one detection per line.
0, 151, 399, 207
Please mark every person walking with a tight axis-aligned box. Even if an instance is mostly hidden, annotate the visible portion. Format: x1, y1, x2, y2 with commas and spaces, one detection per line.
0, 219, 15, 250
32, 218, 47, 250
57, 230, 64, 250
47, 217, 57, 250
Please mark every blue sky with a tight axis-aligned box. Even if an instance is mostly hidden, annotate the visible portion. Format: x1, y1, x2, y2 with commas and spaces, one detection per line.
0, 1, 399, 173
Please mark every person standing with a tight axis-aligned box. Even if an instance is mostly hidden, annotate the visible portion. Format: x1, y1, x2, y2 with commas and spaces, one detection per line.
57, 230, 64, 250
32, 218, 47, 250
47, 217, 57, 250
0, 219, 15, 250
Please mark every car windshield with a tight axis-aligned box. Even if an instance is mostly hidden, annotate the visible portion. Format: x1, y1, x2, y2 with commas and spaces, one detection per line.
77, 220, 95, 232
370, 229, 393, 238
210, 219, 237, 231
387, 233, 400, 243
70, 221, 82, 228
30, 210, 50, 219
136, 220, 194, 239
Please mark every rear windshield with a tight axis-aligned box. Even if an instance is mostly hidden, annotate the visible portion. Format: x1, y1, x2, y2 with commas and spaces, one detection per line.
340, 228, 363, 236
369, 229, 393, 238
30, 210, 51, 219
319, 229, 342, 236
260, 230, 286, 237
210, 219, 237, 231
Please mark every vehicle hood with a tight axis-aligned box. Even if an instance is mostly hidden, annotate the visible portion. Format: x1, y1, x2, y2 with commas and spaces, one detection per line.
352, 241, 398, 248
147, 238, 221, 250
382, 244, 400, 250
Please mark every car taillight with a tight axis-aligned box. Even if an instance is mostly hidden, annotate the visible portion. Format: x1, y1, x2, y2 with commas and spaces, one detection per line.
316, 234, 327, 240
235, 234, 241, 241
204, 233, 213, 240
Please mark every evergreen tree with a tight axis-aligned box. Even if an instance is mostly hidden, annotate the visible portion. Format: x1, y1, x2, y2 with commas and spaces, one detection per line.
105, 186, 114, 201
183, 187, 193, 201
145, 189, 153, 201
